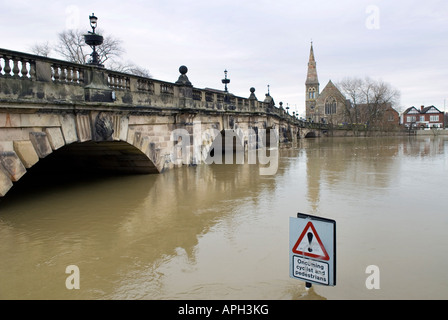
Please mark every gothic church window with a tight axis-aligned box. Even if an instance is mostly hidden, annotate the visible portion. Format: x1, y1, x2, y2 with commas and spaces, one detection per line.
325, 98, 337, 115
308, 87, 316, 99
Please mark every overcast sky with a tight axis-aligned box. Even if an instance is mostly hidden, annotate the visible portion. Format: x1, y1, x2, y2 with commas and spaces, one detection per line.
2, 0, 447, 116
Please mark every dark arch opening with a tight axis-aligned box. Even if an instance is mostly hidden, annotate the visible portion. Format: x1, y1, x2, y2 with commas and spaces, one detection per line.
38, 141, 158, 175
207, 129, 245, 164
1, 141, 157, 201
305, 132, 317, 138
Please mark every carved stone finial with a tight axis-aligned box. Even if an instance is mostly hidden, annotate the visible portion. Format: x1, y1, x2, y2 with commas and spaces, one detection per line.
249, 87, 257, 100
176, 65, 192, 87
179, 65, 188, 75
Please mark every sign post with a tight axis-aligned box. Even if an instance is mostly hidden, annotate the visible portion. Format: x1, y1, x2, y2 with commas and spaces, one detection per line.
289, 213, 336, 287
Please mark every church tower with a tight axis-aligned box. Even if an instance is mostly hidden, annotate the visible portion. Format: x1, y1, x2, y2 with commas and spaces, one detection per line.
305, 42, 319, 121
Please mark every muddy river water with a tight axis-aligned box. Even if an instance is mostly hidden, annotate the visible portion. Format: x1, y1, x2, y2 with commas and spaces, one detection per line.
0, 136, 447, 299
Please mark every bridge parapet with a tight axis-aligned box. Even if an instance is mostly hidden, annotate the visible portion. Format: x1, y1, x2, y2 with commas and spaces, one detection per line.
0, 47, 323, 131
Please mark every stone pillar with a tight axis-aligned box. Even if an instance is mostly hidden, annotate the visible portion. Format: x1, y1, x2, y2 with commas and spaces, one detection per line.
175, 65, 193, 109
249, 87, 257, 110
84, 67, 113, 102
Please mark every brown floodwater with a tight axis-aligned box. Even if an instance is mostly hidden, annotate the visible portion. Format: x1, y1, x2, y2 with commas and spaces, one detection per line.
0, 136, 447, 300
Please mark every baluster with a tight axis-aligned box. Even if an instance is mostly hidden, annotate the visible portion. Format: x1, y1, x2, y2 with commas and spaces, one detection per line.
3, 56, 11, 76
125, 77, 130, 90
108, 74, 113, 88
109, 74, 115, 89
66, 67, 73, 83
78, 69, 84, 84
53, 65, 60, 81
12, 57, 20, 77
29, 61, 36, 80
72, 67, 79, 84
21, 59, 29, 78
59, 66, 66, 82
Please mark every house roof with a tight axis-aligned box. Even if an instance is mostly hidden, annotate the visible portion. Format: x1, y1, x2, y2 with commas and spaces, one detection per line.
403, 106, 419, 114
421, 106, 443, 114
403, 105, 443, 114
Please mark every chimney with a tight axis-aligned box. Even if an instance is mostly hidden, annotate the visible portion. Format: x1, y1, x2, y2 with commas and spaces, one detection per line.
421, 105, 424, 112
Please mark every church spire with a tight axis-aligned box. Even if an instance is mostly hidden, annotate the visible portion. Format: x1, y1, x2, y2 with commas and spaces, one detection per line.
306, 42, 319, 86
305, 41, 319, 122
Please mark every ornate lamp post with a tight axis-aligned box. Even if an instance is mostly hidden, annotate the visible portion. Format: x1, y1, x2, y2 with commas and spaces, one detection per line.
84, 13, 104, 67
222, 69, 230, 93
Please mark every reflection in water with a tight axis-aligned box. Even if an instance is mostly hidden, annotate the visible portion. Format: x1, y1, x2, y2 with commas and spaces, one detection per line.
0, 136, 447, 299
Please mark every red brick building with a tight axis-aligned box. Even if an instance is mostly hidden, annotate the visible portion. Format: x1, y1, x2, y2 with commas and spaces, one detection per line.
402, 105, 445, 129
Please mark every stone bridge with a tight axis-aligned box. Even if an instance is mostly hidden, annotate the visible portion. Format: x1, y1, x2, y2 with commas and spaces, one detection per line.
0, 48, 326, 197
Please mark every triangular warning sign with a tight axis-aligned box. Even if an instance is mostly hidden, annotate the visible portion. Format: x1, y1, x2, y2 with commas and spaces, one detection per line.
292, 221, 330, 261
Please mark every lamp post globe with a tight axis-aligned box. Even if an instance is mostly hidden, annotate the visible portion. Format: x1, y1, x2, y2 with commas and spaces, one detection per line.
89, 13, 98, 32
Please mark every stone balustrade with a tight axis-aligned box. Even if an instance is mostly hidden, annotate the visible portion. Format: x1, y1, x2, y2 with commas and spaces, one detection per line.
0, 50, 36, 79
0, 47, 327, 129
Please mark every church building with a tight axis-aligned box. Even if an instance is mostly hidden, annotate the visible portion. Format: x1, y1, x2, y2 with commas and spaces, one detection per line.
305, 43, 349, 124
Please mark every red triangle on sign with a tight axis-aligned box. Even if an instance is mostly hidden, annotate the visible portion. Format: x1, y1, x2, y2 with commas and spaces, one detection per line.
292, 221, 330, 261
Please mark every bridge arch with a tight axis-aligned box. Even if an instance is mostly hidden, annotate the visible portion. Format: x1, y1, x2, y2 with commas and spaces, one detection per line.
204, 128, 246, 164
38, 140, 159, 174
304, 131, 317, 138
0, 109, 165, 198
0, 138, 158, 197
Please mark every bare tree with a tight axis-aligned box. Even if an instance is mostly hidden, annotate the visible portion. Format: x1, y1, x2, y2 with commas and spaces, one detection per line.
364, 78, 400, 129
54, 29, 124, 65
338, 77, 400, 133
29, 41, 52, 57
108, 61, 152, 78
93, 32, 124, 66
338, 77, 364, 134
30, 28, 151, 78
